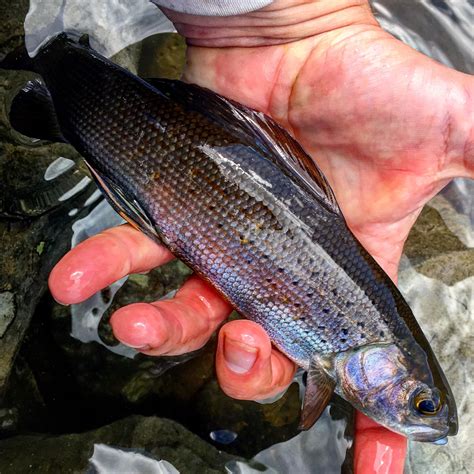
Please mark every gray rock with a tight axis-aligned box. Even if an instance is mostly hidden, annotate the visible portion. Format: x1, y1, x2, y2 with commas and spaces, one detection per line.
399, 183, 473, 474
400, 267, 473, 474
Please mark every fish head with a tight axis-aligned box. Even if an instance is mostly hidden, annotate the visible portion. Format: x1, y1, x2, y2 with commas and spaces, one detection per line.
334, 343, 457, 442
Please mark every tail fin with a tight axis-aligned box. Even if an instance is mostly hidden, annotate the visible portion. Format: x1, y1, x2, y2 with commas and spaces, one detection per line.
0, 44, 37, 72
9, 79, 65, 143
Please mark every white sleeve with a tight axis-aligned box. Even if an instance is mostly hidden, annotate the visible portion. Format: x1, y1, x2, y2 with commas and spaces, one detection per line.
150, 0, 273, 16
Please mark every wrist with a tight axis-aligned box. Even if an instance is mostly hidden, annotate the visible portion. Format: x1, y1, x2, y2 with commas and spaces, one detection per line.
459, 78, 474, 177
161, 0, 378, 47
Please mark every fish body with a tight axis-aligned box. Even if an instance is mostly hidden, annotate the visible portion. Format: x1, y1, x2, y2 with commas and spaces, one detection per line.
1, 34, 457, 441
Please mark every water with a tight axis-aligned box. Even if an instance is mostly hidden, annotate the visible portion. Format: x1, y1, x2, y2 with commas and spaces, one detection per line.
372, 0, 473, 74
210, 429, 239, 445
24, 0, 174, 57
13, 0, 474, 473
69, 199, 133, 357
43, 156, 75, 181
88, 444, 180, 474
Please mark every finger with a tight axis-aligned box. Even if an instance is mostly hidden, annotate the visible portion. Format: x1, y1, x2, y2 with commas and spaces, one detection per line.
49, 224, 173, 304
216, 320, 297, 400
110, 275, 233, 354
354, 412, 407, 474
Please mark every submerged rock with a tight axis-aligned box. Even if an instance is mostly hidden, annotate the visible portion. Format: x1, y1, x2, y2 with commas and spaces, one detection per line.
401, 268, 473, 474
0, 0, 99, 401
0, 415, 240, 474
15, 285, 306, 456
0, 0, 28, 57
0, 292, 15, 338
400, 184, 473, 474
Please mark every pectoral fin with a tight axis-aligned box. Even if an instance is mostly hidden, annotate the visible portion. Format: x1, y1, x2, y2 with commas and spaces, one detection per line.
85, 162, 163, 245
299, 358, 336, 430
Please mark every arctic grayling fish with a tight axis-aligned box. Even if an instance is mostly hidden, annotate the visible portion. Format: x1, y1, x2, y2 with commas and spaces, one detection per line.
0, 33, 457, 441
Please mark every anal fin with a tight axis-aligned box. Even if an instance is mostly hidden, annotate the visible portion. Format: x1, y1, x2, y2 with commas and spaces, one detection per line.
299, 357, 336, 430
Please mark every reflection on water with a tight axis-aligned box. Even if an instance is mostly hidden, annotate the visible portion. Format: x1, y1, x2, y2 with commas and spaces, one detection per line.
25, 0, 174, 57
19, 0, 474, 473
251, 406, 351, 474
372, 0, 473, 73
69, 199, 132, 357
43, 156, 75, 181
88, 444, 180, 474
210, 429, 239, 445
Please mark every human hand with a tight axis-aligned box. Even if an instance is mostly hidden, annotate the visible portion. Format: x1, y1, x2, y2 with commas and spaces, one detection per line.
49, 1, 473, 472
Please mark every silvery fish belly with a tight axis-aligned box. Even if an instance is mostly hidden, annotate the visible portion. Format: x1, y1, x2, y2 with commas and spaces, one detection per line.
0, 33, 457, 442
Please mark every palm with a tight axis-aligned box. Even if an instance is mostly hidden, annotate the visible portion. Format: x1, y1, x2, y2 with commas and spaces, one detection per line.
183, 25, 472, 277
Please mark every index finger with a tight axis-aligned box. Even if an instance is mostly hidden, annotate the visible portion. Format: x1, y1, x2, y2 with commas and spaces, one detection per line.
49, 224, 174, 304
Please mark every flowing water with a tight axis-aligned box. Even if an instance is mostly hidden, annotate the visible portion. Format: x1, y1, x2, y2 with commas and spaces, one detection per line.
6, 0, 473, 473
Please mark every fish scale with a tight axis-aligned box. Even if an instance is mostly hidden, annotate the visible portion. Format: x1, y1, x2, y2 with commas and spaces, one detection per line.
1, 33, 456, 439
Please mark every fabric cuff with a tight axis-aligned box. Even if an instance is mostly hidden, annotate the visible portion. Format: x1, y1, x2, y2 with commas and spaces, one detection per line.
150, 0, 274, 17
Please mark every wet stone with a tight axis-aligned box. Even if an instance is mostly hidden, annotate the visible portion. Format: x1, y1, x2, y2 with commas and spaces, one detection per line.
0, 416, 241, 474
0, 0, 28, 56
404, 205, 467, 265
414, 250, 474, 286
400, 185, 473, 474
0, 408, 17, 432
403, 203, 473, 286
1, 355, 47, 435
138, 33, 186, 79
0, 292, 15, 338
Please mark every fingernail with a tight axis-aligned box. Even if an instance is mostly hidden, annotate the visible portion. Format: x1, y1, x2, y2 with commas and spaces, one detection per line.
224, 336, 258, 374
56, 300, 70, 307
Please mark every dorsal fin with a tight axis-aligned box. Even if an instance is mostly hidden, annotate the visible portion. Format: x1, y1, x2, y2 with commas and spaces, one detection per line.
78, 34, 91, 48
145, 78, 341, 215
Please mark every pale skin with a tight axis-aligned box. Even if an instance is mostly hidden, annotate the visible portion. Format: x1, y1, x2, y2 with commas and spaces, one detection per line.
48, 1, 474, 472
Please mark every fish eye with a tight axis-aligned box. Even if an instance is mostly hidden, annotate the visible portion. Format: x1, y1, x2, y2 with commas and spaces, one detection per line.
414, 393, 441, 416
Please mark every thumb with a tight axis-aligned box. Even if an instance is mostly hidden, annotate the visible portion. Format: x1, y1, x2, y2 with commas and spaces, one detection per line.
354, 412, 407, 474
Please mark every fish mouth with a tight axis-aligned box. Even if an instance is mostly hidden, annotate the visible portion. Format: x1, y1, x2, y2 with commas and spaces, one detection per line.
408, 424, 450, 442
447, 412, 458, 436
